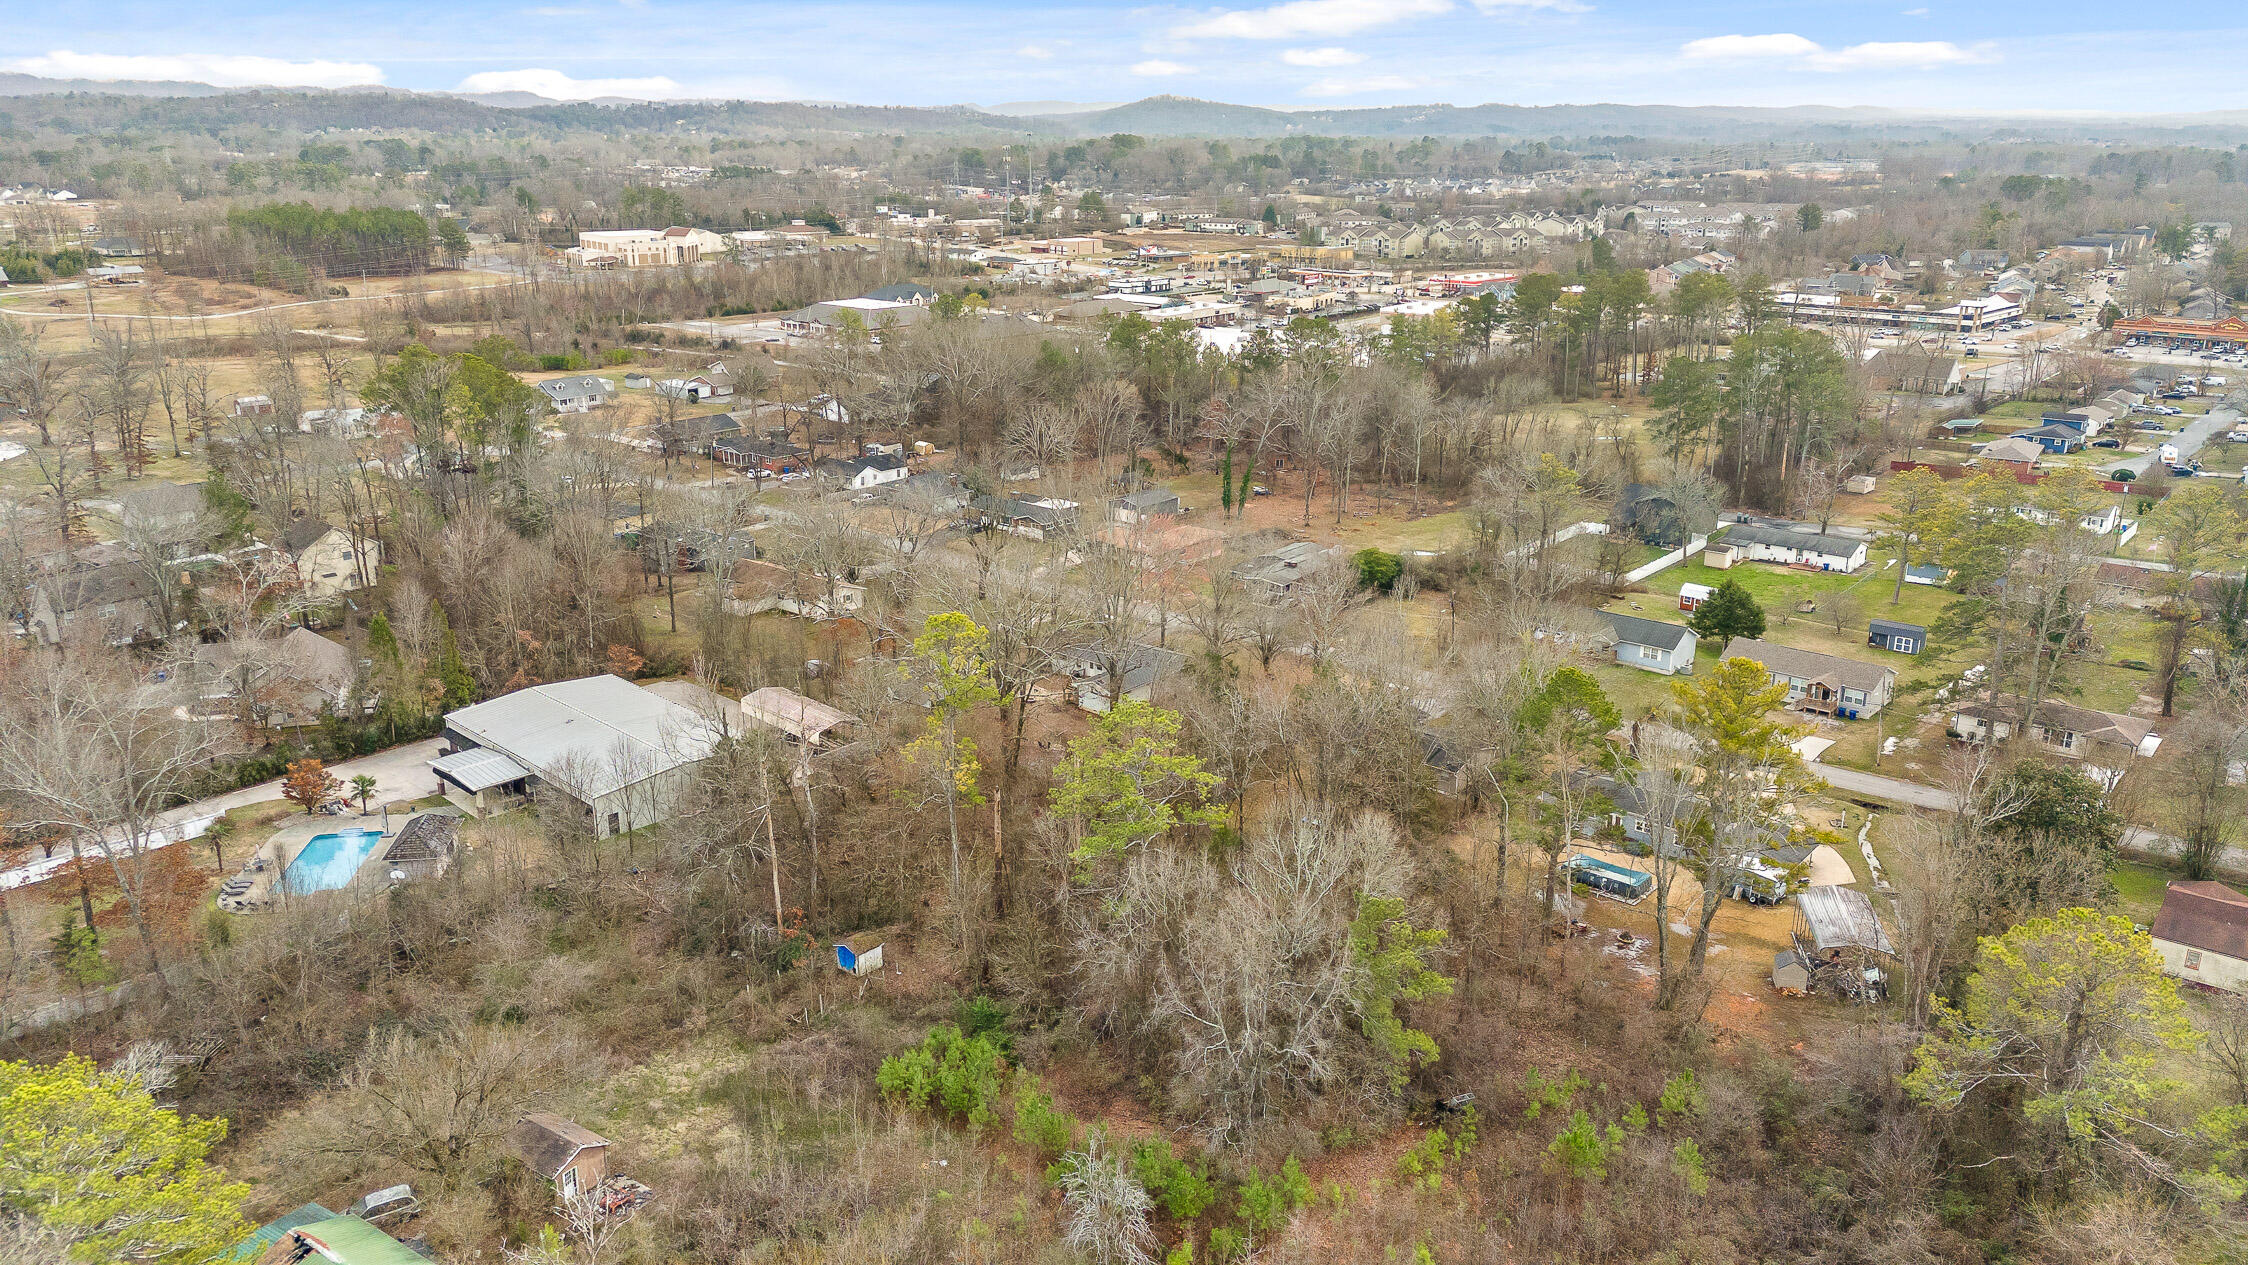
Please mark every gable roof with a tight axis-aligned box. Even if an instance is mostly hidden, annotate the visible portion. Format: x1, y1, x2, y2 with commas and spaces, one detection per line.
385, 813, 459, 864
282, 518, 341, 554
2154, 881, 2248, 959
508, 1112, 611, 1181
1979, 436, 2044, 463
537, 375, 612, 400
121, 481, 204, 523
1721, 522, 1864, 557
1868, 618, 1926, 639
1722, 637, 1895, 693
1951, 693, 2155, 750
279, 1216, 430, 1265
1603, 610, 1695, 653
1796, 884, 1895, 956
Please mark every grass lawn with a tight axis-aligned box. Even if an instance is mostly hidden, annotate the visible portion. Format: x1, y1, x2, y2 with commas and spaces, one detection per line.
2110, 861, 2177, 926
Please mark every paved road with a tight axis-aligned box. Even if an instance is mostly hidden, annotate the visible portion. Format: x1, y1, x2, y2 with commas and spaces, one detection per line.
1808, 760, 1960, 811
0, 737, 447, 891
0, 277, 532, 325
2110, 404, 2241, 477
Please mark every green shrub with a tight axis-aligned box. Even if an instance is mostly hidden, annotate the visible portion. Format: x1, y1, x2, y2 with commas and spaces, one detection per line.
1352, 547, 1403, 592
1657, 1069, 1706, 1128
1546, 1109, 1613, 1180
1397, 1111, 1476, 1190
875, 1024, 1007, 1131
1010, 1074, 1077, 1160
955, 993, 1014, 1056
1206, 1226, 1246, 1262
1521, 1066, 1587, 1120
536, 352, 587, 371
1235, 1156, 1310, 1237
1130, 1137, 1215, 1220
1671, 1138, 1709, 1195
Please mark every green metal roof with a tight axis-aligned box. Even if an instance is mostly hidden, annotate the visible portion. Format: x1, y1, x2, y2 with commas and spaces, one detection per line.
234, 1204, 336, 1261
282, 1217, 431, 1264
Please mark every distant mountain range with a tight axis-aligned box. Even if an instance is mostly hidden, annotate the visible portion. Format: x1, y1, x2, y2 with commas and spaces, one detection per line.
1, 77, 2245, 145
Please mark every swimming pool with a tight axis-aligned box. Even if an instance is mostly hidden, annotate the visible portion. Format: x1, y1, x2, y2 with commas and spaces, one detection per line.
284, 829, 386, 895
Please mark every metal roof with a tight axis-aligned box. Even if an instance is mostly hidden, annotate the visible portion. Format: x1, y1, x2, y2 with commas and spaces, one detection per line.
431, 747, 530, 792
444, 675, 722, 799
1795, 885, 1895, 956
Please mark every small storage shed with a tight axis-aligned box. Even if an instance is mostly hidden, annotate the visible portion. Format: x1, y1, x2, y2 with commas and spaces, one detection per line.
508, 1113, 612, 1201
1867, 618, 1926, 655
1564, 854, 1655, 901
1772, 949, 1811, 993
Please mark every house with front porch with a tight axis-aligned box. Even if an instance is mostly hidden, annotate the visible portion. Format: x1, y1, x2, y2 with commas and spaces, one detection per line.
1722, 637, 1896, 718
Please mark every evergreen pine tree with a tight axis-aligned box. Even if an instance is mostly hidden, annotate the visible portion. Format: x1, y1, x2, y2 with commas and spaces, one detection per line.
1687, 578, 1767, 642
1220, 444, 1235, 517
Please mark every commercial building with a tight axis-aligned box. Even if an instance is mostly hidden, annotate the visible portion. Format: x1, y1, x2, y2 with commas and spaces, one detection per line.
432, 675, 724, 835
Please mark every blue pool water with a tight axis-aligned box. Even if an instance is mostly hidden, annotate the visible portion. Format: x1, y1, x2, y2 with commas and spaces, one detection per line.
285, 829, 385, 895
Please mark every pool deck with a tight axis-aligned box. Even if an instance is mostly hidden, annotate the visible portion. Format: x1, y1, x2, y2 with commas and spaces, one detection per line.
238, 812, 400, 904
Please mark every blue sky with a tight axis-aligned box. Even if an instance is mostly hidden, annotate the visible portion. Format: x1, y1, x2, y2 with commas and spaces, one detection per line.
9, 0, 2248, 114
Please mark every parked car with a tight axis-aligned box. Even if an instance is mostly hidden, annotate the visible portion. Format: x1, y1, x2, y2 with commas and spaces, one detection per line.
2090, 438, 2124, 449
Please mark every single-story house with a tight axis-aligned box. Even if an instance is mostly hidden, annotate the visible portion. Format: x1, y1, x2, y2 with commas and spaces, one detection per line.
1866, 618, 1926, 655
1235, 540, 1335, 597
2010, 423, 2083, 454
1719, 523, 1868, 572
1905, 563, 1949, 586
1603, 611, 1698, 675
1947, 694, 2160, 787
728, 558, 864, 618
1866, 349, 1963, 395
741, 686, 859, 749
817, 453, 910, 491
537, 375, 615, 414
977, 493, 1079, 541
1111, 487, 1183, 524
507, 1113, 612, 1201
712, 435, 810, 474
434, 675, 724, 835
1723, 637, 1896, 718
1054, 642, 1186, 713
2152, 880, 2248, 993
1977, 436, 2044, 470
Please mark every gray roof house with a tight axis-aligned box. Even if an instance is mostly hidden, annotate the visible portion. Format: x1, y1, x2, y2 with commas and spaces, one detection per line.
435, 675, 725, 836
119, 482, 207, 541
536, 375, 614, 413
1720, 523, 1867, 572
1055, 642, 1187, 713
1235, 540, 1335, 596
1722, 637, 1896, 718
1602, 611, 1698, 675
1111, 487, 1183, 524
29, 564, 161, 646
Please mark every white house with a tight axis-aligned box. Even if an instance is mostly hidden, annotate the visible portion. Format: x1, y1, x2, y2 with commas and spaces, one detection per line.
2152, 881, 2248, 993
1723, 637, 1894, 718
817, 453, 909, 490
537, 375, 615, 414
1719, 523, 1867, 572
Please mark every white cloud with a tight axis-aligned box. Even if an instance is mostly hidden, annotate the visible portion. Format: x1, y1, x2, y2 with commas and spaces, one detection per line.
1680, 32, 1993, 70
1016, 44, 1056, 59
1903, 7, 1930, 14
1130, 59, 1196, 76
5, 49, 383, 88
1172, 0, 1452, 41
1302, 73, 1429, 96
1808, 40, 1991, 69
454, 68, 683, 99
1679, 33, 1822, 60
1282, 47, 1364, 66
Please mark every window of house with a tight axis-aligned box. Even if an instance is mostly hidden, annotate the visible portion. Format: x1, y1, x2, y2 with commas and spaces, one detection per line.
1895, 638, 1916, 653
560, 1167, 580, 1199
607, 812, 621, 834
2186, 949, 2204, 970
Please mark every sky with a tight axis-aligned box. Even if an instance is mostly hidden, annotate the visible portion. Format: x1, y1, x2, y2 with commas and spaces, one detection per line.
8, 0, 2248, 115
